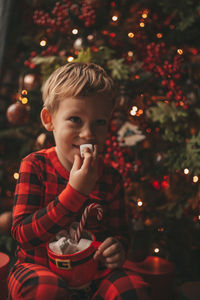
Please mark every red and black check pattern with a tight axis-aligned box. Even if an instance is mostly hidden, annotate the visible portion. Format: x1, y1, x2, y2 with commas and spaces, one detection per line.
8, 262, 70, 300
8, 261, 150, 300
8, 147, 150, 299
92, 268, 150, 300
11, 147, 129, 266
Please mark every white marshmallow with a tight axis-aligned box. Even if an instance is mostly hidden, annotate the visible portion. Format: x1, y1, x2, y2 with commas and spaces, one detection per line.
77, 238, 92, 252
49, 236, 93, 255
80, 144, 93, 157
49, 237, 68, 255
63, 239, 79, 255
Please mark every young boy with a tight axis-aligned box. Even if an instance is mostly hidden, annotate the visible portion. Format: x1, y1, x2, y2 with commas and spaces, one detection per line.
8, 62, 150, 299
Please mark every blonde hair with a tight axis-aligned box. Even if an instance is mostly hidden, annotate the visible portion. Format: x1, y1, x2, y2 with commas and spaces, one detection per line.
42, 62, 115, 113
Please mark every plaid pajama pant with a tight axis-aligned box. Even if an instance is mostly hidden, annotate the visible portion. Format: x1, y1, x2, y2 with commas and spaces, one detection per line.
8, 262, 150, 300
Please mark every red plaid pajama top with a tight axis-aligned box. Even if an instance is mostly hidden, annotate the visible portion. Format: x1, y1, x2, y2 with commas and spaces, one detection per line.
12, 147, 129, 267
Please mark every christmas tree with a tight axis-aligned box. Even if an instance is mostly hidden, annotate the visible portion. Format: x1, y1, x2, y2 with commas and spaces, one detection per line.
1, 0, 200, 286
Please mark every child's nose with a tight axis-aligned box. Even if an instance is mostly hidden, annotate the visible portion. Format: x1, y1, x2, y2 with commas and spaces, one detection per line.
79, 124, 95, 139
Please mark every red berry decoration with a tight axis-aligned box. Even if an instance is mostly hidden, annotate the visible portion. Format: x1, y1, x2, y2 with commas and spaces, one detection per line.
79, 0, 96, 27
144, 42, 185, 105
6, 101, 30, 126
33, 0, 97, 34
103, 123, 137, 189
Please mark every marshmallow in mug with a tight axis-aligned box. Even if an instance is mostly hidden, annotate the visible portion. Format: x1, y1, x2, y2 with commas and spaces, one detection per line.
80, 144, 93, 157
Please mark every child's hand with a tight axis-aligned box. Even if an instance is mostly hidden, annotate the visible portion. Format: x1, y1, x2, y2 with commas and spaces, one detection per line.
69, 145, 98, 196
93, 237, 126, 269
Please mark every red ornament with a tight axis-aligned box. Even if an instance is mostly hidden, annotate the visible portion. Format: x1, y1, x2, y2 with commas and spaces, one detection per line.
152, 180, 160, 190
6, 101, 30, 126
161, 180, 169, 189
23, 73, 41, 90
0, 211, 12, 235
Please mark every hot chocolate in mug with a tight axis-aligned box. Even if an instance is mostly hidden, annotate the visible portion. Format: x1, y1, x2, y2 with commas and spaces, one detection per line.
47, 228, 110, 288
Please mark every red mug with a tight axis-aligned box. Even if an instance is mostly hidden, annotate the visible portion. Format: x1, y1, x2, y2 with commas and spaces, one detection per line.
47, 230, 102, 288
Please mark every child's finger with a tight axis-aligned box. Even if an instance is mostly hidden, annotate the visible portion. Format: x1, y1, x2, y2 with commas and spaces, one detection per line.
71, 154, 82, 171
104, 253, 120, 263
81, 149, 93, 169
97, 237, 115, 253
93, 249, 102, 261
93, 144, 98, 158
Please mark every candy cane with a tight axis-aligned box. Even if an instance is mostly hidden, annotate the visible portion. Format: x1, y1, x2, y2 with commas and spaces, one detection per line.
74, 203, 103, 243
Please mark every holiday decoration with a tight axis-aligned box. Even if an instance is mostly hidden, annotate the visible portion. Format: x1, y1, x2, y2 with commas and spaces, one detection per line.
23, 73, 41, 90
73, 37, 89, 51
74, 203, 103, 243
117, 121, 146, 147
6, 101, 30, 126
1, 0, 200, 289
0, 212, 12, 235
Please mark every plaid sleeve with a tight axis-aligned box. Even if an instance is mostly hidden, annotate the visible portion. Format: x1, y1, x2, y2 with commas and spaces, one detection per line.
105, 167, 130, 251
11, 158, 87, 250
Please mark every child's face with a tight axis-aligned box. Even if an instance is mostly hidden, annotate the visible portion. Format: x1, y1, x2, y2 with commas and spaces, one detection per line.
50, 94, 113, 171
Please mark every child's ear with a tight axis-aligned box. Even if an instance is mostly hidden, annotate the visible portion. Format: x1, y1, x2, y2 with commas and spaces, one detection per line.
40, 108, 54, 131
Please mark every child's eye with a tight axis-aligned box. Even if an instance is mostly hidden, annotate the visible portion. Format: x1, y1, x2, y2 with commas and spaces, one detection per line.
69, 116, 82, 124
96, 119, 107, 126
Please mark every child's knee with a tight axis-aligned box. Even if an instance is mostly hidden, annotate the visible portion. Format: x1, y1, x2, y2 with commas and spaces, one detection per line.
93, 269, 150, 300
8, 264, 70, 300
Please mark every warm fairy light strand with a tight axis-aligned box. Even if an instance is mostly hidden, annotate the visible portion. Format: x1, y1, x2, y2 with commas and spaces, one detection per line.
67, 56, 74, 62
184, 168, 189, 175
72, 28, 78, 34
128, 32, 134, 38
112, 15, 118, 21
193, 176, 199, 183
14, 173, 19, 180
40, 39, 47, 47
154, 247, 160, 253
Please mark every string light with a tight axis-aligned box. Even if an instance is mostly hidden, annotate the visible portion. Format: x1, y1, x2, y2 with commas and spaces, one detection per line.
177, 49, 183, 55
154, 247, 160, 253
40, 39, 47, 47
184, 168, 189, 175
139, 22, 145, 27
21, 90, 28, 95
193, 176, 199, 183
127, 51, 134, 57
142, 13, 148, 18
72, 28, 78, 35
67, 56, 74, 62
136, 109, 143, 116
137, 198, 143, 206
21, 97, 28, 104
128, 32, 135, 38
156, 33, 163, 39
13, 173, 19, 180
112, 15, 118, 22
130, 106, 138, 116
